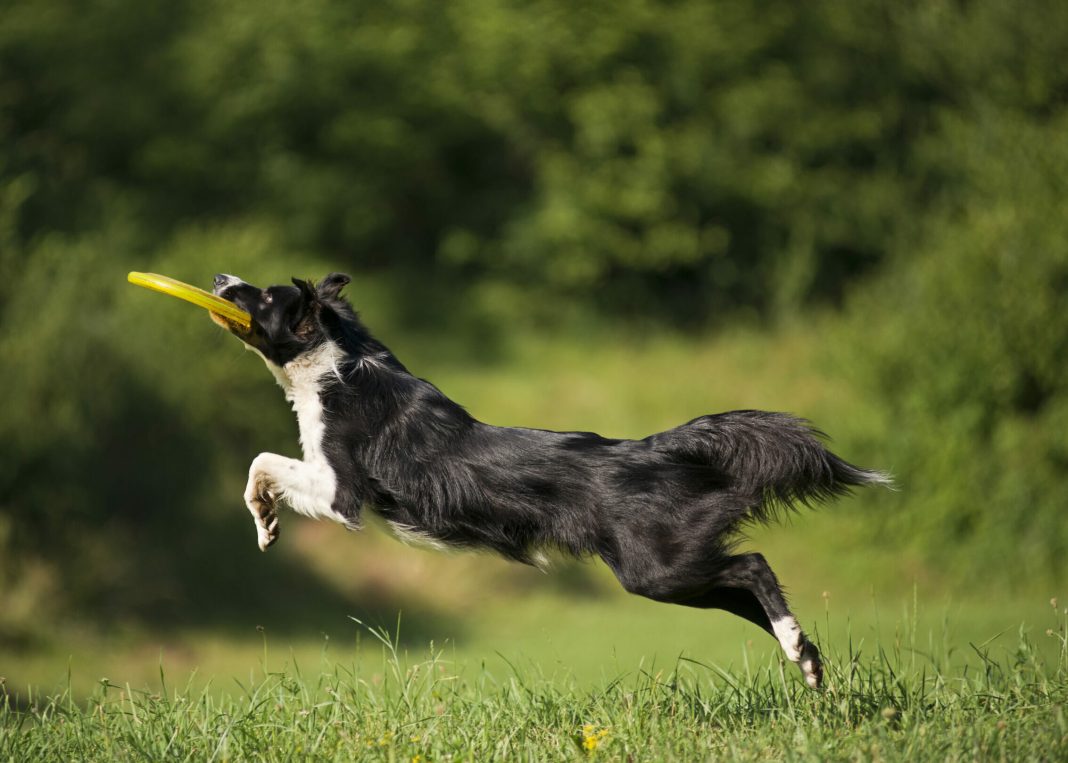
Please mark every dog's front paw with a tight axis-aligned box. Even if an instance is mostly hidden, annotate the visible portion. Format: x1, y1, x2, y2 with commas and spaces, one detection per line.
244, 475, 280, 552
254, 506, 280, 552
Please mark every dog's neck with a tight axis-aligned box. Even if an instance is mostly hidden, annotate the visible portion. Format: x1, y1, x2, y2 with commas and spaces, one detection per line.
243, 341, 344, 464
244, 340, 342, 399
276, 342, 343, 397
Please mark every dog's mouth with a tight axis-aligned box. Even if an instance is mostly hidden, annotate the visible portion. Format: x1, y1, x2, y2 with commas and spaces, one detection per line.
210, 276, 255, 337
209, 309, 254, 337
209, 310, 237, 329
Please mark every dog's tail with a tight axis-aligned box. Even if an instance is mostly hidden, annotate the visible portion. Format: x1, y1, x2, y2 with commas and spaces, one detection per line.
653, 410, 893, 524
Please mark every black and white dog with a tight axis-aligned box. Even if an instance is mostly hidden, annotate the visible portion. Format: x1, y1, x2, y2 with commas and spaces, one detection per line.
212, 272, 890, 689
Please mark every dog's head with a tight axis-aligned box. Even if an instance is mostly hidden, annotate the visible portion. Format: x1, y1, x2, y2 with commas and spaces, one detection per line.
211, 272, 351, 366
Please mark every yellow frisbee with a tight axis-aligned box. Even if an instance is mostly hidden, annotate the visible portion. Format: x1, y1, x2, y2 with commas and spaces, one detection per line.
127, 272, 252, 329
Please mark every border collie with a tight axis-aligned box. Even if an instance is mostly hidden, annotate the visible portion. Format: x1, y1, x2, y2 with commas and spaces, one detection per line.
211, 272, 890, 689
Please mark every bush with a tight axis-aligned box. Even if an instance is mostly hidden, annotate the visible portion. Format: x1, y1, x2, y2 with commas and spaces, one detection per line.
845, 110, 1068, 585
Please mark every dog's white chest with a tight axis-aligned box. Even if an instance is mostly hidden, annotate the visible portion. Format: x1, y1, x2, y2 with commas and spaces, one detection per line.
261, 344, 341, 521
265, 344, 338, 460
289, 380, 328, 463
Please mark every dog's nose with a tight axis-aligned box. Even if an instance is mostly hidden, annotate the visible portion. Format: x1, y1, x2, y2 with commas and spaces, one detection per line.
213, 274, 230, 289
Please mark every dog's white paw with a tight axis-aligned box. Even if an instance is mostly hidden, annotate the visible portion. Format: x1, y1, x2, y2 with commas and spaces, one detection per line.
255, 513, 279, 552
245, 474, 280, 552
772, 616, 823, 689
799, 640, 823, 690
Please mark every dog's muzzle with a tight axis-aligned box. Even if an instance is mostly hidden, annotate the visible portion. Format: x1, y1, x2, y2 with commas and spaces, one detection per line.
210, 274, 251, 334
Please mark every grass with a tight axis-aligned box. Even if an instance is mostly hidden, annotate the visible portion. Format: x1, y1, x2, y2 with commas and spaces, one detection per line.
4, 610, 1068, 762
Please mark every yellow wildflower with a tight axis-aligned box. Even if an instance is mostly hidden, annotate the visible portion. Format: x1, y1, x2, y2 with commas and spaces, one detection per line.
580, 724, 610, 754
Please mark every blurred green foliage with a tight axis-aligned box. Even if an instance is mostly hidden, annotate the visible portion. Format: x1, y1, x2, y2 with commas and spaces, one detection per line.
844, 107, 1068, 582
5, 0, 1005, 320
1, 0, 1066, 635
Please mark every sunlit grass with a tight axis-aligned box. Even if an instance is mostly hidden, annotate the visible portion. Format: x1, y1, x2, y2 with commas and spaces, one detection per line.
5, 611, 1067, 761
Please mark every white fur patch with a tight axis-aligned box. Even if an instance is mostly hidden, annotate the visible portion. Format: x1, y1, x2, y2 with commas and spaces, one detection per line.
528, 549, 551, 572
864, 470, 897, 488
354, 351, 389, 372
285, 345, 339, 447
249, 451, 336, 523
772, 616, 803, 662
247, 343, 345, 523
387, 522, 451, 551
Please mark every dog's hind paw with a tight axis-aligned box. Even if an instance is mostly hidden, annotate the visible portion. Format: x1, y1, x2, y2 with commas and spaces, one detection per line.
799, 640, 823, 690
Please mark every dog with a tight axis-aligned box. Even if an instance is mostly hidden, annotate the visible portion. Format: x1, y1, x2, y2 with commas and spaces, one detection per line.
211, 272, 891, 689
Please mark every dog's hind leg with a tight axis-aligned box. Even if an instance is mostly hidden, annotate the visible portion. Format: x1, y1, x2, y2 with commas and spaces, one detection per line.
605, 544, 823, 688
688, 553, 823, 689
244, 452, 338, 551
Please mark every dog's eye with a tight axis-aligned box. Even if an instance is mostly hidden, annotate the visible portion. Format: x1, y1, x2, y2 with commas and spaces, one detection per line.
262, 291, 273, 305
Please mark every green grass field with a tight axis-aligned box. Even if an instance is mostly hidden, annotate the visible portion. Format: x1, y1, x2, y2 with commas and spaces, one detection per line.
5, 610, 1067, 761
4, 323, 1066, 759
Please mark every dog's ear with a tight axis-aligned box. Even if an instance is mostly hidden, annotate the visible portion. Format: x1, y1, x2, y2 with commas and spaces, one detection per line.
316, 272, 351, 301
292, 277, 316, 304
316, 272, 351, 300
288, 278, 318, 332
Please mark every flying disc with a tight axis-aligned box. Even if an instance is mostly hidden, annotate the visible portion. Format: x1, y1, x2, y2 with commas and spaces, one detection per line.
127, 272, 252, 329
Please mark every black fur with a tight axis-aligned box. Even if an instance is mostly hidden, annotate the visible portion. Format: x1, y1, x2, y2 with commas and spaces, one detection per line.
214, 272, 888, 686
